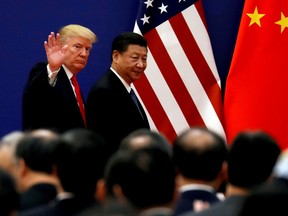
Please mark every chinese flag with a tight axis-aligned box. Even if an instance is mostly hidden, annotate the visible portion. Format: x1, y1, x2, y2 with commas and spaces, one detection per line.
224, 0, 288, 150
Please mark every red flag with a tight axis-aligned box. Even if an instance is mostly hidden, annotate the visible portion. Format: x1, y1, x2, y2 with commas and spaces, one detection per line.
133, 0, 225, 142
224, 0, 288, 149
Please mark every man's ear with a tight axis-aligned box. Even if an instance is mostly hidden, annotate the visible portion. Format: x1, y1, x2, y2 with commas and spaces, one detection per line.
95, 178, 106, 203
18, 158, 28, 177
220, 161, 228, 182
112, 50, 119, 62
51, 164, 58, 177
112, 184, 128, 205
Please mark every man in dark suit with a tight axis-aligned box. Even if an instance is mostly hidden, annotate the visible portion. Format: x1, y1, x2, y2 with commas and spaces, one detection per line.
90, 129, 173, 216
180, 130, 281, 216
22, 24, 97, 133
19, 128, 109, 216
0, 167, 19, 216
104, 146, 176, 216
172, 127, 228, 216
119, 128, 172, 156
237, 147, 288, 216
86, 32, 150, 156
14, 129, 61, 212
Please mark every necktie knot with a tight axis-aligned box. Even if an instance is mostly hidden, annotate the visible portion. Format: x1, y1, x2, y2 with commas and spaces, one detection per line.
71, 75, 77, 86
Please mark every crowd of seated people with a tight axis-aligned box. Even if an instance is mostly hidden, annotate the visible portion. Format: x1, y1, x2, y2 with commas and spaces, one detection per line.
0, 127, 285, 216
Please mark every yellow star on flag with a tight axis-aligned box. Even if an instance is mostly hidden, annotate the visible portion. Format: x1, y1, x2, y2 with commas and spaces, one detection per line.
275, 12, 288, 33
247, 7, 265, 27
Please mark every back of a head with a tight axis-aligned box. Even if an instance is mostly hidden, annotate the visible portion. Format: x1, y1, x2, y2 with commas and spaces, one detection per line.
228, 130, 281, 188
15, 130, 60, 174
111, 32, 147, 56
104, 146, 175, 209
173, 127, 228, 181
0, 131, 24, 175
0, 168, 19, 216
57, 128, 108, 198
119, 129, 172, 156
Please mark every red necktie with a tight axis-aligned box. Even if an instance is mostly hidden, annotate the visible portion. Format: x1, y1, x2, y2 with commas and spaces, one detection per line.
71, 75, 86, 127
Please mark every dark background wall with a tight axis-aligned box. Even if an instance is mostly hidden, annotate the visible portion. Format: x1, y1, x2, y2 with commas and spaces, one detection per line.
0, 0, 244, 137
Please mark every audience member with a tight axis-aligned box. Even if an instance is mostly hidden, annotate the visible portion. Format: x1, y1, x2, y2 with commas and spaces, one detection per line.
104, 146, 176, 216
86, 32, 150, 156
0, 167, 19, 216
172, 127, 228, 215
89, 129, 173, 215
119, 128, 172, 156
237, 147, 288, 216
237, 178, 288, 216
0, 131, 25, 177
22, 24, 97, 132
14, 129, 61, 211
180, 130, 281, 216
19, 128, 109, 216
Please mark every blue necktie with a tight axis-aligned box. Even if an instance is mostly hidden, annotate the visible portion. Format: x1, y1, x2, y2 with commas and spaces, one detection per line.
130, 88, 144, 119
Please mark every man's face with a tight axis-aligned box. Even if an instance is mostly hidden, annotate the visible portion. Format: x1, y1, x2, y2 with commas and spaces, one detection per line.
63, 36, 92, 73
113, 44, 147, 84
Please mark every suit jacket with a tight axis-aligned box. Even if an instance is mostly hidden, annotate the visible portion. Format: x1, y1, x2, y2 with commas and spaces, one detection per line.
179, 196, 246, 216
86, 69, 150, 155
19, 196, 101, 216
22, 62, 85, 133
19, 183, 57, 211
237, 178, 288, 216
76, 197, 135, 216
139, 207, 173, 216
173, 189, 222, 216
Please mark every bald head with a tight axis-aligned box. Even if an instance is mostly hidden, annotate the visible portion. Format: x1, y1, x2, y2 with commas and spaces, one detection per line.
29, 129, 59, 140
178, 128, 220, 152
173, 127, 227, 181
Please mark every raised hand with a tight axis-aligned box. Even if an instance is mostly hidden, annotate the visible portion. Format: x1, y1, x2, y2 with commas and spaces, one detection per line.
44, 32, 67, 72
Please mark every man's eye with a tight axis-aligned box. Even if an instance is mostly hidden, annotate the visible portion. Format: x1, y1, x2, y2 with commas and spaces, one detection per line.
74, 45, 82, 49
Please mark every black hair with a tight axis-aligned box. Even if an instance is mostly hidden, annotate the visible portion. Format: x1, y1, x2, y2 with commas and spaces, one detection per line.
111, 32, 147, 57
228, 131, 281, 188
173, 127, 228, 181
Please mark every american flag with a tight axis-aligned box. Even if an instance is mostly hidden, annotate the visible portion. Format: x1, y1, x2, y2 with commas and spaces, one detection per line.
133, 0, 225, 142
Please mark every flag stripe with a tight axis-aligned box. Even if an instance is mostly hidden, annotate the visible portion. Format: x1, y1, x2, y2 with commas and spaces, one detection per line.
182, 6, 220, 86
133, 62, 178, 141
140, 48, 190, 131
135, 22, 202, 136
194, 0, 207, 29
155, 16, 225, 138
170, 12, 223, 121
145, 28, 206, 128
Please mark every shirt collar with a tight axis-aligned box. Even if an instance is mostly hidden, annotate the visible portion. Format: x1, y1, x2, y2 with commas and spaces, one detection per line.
63, 65, 74, 80
110, 67, 131, 92
179, 184, 215, 193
